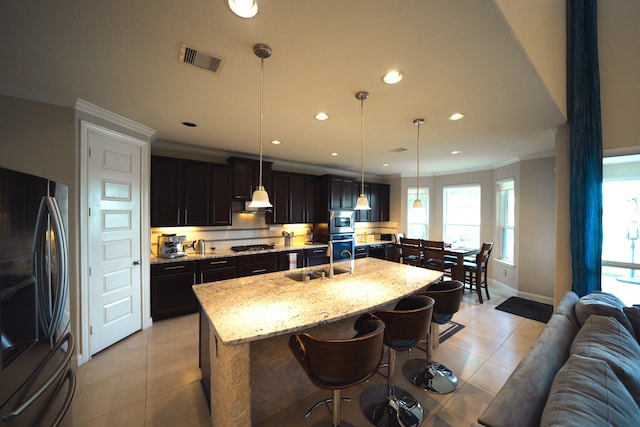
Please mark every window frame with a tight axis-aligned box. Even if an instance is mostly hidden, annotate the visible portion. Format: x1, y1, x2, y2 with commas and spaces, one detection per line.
442, 184, 481, 248
497, 178, 515, 265
407, 186, 429, 239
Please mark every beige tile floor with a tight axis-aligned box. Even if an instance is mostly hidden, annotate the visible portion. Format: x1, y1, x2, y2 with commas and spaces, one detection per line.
72, 285, 545, 426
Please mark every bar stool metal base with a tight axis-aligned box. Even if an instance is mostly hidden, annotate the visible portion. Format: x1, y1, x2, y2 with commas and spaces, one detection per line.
361, 384, 423, 427
402, 358, 458, 395
413, 361, 458, 394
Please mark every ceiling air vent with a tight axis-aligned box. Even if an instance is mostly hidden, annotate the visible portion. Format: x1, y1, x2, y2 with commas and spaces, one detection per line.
179, 43, 226, 74
390, 147, 408, 153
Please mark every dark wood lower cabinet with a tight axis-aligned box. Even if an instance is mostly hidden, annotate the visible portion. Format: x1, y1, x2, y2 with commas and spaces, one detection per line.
151, 262, 198, 321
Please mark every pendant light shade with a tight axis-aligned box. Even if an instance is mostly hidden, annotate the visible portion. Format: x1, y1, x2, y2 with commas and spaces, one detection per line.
248, 43, 273, 209
355, 91, 371, 211
412, 118, 425, 209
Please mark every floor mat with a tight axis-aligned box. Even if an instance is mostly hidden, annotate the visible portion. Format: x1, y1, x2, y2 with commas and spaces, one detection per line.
438, 320, 464, 343
495, 296, 553, 323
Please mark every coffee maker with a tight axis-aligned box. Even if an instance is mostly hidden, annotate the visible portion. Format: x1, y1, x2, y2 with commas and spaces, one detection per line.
157, 234, 187, 258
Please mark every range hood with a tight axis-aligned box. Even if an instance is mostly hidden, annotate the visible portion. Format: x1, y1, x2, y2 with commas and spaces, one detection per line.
234, 201, 271, 214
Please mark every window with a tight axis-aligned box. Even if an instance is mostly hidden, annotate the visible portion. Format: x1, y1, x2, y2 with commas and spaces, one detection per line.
497, 179, 515, 263
407, 187, 428, 239
443, 185, 480, 248
601, 154, 640, 305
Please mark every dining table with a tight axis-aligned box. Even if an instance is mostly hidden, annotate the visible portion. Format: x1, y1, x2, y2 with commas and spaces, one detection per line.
444, 246, 479, 282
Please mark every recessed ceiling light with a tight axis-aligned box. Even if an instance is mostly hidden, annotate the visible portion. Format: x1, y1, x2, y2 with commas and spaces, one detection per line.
270, 140, 281, 145
450, 150, 462, 155
314, 112, 329, 121
182, 121, 197, 127
330, 152, 339, 157
381, 163, 389, 167
382, 70, 404, 85
227, 0, 258, 18
447, 113, 465, 121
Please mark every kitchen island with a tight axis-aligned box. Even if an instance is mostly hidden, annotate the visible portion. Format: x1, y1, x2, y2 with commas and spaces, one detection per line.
193, 257, 442, 426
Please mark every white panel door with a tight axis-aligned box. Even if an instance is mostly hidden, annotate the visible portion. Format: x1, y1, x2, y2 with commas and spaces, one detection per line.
88, 127, 142, 355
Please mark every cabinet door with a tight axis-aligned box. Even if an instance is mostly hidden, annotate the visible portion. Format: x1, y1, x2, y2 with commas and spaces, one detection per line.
211, 164, 232, 225
229, 157, 255, 200
151, 268, 197, 320
289, 173, 306, 223
305, 175, 319, 223
369, 183, 380, 222
379, 184, 390, 222
330, 177, 355, 209
151, 157, 183, 226
270, 172, 290, 224
277, 250, 304, 271
184, 161, 210, 225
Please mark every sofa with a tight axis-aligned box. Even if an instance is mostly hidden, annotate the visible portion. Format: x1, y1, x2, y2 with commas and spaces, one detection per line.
476, 291, 640, 427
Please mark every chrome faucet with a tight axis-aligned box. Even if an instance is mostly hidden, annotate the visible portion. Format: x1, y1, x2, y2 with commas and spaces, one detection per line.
326, 241, 334, 278
340, 249, 352, 258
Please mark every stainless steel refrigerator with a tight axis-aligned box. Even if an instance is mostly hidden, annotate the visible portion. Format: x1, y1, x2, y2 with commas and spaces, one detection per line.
0, 167, 75, 426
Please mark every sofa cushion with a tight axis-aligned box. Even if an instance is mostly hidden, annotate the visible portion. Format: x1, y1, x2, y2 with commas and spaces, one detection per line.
540, 354, 640, 427
570, 314, 640, 407
574, 292, 636, 339
623, 306, 640, 343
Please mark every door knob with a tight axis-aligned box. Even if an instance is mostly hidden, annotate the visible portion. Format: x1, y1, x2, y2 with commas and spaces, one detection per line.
133, 259, 142, 265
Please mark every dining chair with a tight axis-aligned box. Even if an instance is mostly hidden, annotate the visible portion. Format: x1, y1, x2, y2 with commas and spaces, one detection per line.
422, 240, 456, 278
399, 237, 423, 267
463, 241, 494, 303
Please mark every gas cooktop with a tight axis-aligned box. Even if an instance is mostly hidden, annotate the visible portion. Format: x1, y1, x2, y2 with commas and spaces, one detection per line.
230, 243, 275, 252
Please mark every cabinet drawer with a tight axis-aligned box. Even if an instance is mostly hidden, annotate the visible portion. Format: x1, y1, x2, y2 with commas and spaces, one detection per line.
201, 267, 237, 283
236, 253, 277, 277
237, 262, 276, 277
151, 261, 195, 276
355, 246, 368, 258
197, 257, 236, 270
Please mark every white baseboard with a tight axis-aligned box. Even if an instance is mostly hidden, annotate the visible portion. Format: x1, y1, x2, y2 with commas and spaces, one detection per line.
489, 279, 554, 306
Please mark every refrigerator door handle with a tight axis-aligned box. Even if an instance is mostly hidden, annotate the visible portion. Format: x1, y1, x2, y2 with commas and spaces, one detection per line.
33, 196, 69, 339
2, 332, 74, 422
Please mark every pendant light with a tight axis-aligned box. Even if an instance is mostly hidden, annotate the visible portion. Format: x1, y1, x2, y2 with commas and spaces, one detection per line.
412, 118, 425, 209
354, 91, 371, 210
248, 43, 273, 209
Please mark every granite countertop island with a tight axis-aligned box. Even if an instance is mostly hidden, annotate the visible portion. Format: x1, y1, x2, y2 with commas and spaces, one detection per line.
193, 258, 442, 426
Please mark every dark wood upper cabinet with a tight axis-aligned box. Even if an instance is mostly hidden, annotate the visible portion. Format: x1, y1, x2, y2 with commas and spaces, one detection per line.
210, 164, 232, 225
268, 172, 319, 224
151, 156, 232, 227
151, 156, 184, 226
329, 176, 355, 210
228, 157, 272, 201
270, 171, 290, 224
378, 184, 390, 222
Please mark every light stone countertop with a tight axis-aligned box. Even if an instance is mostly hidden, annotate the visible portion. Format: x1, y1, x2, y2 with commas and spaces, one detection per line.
193, 257, 442, 345
150, 243, 328, 265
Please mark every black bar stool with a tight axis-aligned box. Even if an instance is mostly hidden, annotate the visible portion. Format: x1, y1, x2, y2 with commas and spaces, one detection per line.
289, 315, 385, 427
363, 295, 434, 427
403, 280, 464, 394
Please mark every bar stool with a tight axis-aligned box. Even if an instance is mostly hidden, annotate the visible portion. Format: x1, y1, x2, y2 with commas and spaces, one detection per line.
404, 280, 464, 394
288, 315, 385, 427
364, 295, 434, 427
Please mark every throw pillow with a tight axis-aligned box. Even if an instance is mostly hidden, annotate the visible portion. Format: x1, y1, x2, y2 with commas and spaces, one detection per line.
574, 291, 636, 339
570, 315, 640, 407
540, 354, 640, 427
623, 306, 640, 343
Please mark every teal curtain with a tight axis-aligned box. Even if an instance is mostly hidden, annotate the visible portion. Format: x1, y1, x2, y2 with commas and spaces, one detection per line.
568, 0, 603, 297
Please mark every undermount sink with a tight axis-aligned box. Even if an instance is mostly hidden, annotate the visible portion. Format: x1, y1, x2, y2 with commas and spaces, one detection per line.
286, 266, 350, 282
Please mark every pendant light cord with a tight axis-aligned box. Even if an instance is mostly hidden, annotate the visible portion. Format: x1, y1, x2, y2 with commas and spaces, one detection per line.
416, 121, 420, 201
258, 56, 264, 188
360, 97, 365, 195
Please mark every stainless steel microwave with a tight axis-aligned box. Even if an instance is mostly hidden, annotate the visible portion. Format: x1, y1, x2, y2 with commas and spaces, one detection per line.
329, 210, 355, 234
